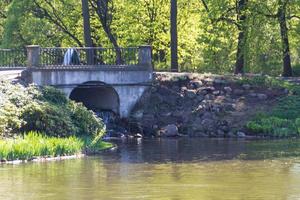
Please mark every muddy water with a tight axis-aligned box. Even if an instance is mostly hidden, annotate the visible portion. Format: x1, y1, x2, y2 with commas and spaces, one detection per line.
1, 138, 300, 200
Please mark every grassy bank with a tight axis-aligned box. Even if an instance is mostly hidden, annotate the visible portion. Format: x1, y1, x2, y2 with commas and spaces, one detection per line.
0, 80, 111, 162
241, 76, 300, 137
0, 132, 113, 162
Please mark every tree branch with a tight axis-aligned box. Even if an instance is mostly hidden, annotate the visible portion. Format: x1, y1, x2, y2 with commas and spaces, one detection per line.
200, 0, 209, 12
32, 0, 83, 46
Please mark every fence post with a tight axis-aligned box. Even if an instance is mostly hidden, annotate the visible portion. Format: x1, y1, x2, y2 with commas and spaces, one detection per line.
138, 45, 152, 69
26, 45, 40, 67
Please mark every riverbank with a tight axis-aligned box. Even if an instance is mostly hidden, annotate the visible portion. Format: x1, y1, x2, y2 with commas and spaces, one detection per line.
0, 132, 114, 164
0, 79, 110, 163
130, 73, 299, 138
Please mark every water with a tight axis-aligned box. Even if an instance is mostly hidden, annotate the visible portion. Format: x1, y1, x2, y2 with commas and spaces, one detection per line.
1, 138, 300, 199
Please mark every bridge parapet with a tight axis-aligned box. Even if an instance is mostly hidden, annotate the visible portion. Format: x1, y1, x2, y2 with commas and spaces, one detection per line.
26, 45, 152, 70
22, 45, 153, 118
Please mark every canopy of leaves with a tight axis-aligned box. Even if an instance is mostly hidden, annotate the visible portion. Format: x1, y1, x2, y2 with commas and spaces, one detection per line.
0, 0, 300, 75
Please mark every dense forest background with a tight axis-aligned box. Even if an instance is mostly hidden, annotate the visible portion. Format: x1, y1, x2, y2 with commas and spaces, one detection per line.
0, 0, 300, 75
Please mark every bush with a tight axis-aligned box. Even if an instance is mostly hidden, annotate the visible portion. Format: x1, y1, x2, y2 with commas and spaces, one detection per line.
0, 81, 105, 138
21, 102, 76, 137
68, 101, 104, 137
245, 78, 300, 137
39, 86, 68, 105
246, 117, 297, 136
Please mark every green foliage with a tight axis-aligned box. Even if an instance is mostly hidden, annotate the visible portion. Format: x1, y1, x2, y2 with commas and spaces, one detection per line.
80, 135, 113, 154
1, 0, 300, 74
0, 81, 105, 138
238, 76, 286, 88
0, 132, 84, 161
40, 86, 68, 105
21, 102, 76, 137
246, 117, 297, 137
245, 78, 300, 137
68, 101, 105, 137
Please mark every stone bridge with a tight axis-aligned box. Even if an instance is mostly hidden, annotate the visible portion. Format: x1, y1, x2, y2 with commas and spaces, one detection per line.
20, 45, 153, 118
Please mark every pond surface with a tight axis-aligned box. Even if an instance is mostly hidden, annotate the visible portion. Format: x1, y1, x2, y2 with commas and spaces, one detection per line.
1, 138, 300, 200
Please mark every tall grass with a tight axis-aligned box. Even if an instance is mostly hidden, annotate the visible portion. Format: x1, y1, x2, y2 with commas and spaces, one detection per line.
0, 132, 84, 161
244, 76, 300, 137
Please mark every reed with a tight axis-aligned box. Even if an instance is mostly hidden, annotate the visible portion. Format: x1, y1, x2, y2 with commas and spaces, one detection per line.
0, 132, 84, 161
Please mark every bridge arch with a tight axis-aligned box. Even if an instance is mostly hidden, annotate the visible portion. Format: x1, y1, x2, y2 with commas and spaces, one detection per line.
69, 81, 120, 115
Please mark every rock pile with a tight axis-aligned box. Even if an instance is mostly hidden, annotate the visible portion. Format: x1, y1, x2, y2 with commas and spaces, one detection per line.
130, 73, 284, 138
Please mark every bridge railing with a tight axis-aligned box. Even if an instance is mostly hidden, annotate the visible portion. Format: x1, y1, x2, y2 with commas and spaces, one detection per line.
39, 47, 140, 67
24, 45, 152, 70
0, 49, 27, 68
0, 45, 152, 70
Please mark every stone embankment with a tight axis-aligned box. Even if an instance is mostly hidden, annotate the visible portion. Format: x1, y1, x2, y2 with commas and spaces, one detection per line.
130, 73, 286, 138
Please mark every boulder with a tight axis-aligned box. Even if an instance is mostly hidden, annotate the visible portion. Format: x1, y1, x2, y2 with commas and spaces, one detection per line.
227, 132, 236, 138
257, 93, 268, 100
233, 89, 244, 95
217, 129, 225, 137
181, 87, 188, 92
186, 90, 197, 98
224, 86, 232, 93
204, 78, 214, 85
203, 86, 215, 93
214, 79, 227, 84
205, 94, 215, 100
237, 131, 246, 138
134, 133, 143, 138
160, 124, 179, 137
213, 90, 220, 95
132, 110, 144, 119
196, 95, 205, 102
190, 80, 203, 88
219, 125, 230, 133
224, 103, 235, 111
242, 84, 251, 90
249, 93, 257, 98
201, 118, 215, 132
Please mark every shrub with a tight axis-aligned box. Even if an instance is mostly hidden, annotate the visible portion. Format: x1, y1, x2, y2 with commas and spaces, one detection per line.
0, 81, 105, 138
39, 86, 68, 105
245, 78, 300, 137
21, 102, 76, 137
68, 101, 105, 137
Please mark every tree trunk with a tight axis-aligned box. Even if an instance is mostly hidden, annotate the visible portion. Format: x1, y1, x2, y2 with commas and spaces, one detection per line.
235, 31, 245, 74
102, 26, 122, 64
278, 0, 293, 77
170, 0, 178, 72
92, 0, 123, 65
234, 0, 247, 74
81, 0, 94, 65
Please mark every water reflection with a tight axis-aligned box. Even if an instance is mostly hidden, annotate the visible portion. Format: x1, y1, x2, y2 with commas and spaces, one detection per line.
100, 138, 300, 163
1, 138, 300, 199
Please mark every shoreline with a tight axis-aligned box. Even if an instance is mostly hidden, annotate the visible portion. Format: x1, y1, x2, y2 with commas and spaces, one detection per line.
0, 144, 117, 165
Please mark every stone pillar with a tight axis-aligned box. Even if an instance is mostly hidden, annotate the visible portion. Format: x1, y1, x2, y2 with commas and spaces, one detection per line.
27, 45, 40, 67
138, 45, 152, 70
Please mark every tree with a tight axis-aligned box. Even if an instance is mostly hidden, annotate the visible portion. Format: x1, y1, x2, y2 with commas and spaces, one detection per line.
32, 0, 83, 47
1, 0, 32, 48
0, 0, 11, 43
82, 0, 93, 47
234, 0, 248, 74
200, 0, 249, 74
170, 0, 178, 72
278, 0, 292, 76
81, 0, 94, 64
254, 0, 295, 77
90, 0, 123, 64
